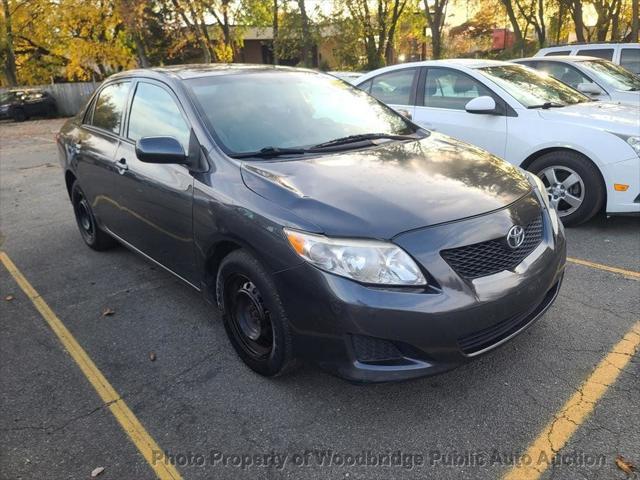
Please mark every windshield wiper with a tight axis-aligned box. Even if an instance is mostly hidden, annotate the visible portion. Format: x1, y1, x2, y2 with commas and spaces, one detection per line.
311, 132, 419, 149
230, 146, 308, 159
527, 102, 566, 109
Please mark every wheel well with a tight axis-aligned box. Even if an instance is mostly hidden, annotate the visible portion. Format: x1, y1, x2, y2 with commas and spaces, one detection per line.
65, 170, 77, 200
519, 147, 607, 211
204, 240, 242, 304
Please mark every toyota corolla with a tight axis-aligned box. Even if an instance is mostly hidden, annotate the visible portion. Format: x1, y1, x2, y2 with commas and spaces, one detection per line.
56, 65, 566, 382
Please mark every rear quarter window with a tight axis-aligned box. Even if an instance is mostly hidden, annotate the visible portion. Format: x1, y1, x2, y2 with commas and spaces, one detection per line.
576, 48, 614, 60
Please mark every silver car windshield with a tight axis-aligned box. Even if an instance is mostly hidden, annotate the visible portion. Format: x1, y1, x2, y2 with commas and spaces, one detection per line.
580, 60, 640, 91
479, 64, 590, 108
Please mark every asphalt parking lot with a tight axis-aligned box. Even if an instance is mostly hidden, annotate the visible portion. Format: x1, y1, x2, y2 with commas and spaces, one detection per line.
1, 118, 638, 480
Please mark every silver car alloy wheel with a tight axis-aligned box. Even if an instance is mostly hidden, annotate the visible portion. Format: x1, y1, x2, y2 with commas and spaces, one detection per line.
538, 165, 585, 217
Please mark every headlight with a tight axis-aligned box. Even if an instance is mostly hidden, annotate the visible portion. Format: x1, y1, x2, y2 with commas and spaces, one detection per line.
610, 133, 640, 157
525, 171, 560, 234
627, 136, 640, 156
284, 229, 427, 286
525, 171, 550, 209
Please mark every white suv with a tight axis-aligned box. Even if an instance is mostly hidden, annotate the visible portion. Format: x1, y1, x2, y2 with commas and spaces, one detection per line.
535, 43, 640, 74
354, 59, 640, 225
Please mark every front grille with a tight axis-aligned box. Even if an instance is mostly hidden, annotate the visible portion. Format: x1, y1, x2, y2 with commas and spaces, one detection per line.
458, 279, 561, 355
441, 215, 544, 279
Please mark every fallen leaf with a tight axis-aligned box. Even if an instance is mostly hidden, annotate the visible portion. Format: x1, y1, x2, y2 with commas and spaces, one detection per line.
149, 352, 156, 362
616, 455, 635, 476
91, 466, 105, 477
101, 307, 115, 317
5, 295, 14, 301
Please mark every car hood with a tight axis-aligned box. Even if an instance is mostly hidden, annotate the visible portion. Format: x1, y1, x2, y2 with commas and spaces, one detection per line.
537, 101, 640, 135
240, 134, 532, 239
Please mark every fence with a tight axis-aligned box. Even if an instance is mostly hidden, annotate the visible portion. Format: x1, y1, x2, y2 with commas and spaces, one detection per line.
0, 82, 99, 117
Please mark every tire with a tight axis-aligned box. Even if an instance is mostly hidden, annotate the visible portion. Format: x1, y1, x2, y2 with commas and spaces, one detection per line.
216, 250, 296, 377
71, 182, 117, 251
528, 151, 604, 227
12, 109, 27, 122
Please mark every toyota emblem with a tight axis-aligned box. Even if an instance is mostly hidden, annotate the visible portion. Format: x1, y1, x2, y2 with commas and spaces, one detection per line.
507, 225, 525, 249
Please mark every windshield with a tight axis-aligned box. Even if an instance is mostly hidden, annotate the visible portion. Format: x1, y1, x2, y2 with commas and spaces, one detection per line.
187, 71, 416, 155
580, 60, 640, 91
0, 91, 21, 104
478, 64, 590, 107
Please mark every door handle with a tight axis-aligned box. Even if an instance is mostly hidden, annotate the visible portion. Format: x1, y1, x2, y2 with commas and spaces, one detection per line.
116, 158, 128, 174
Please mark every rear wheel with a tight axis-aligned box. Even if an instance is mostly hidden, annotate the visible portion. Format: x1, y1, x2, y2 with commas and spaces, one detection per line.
528, 151, 604, 226
71, 182, 117, 250
217, 250, 296, 377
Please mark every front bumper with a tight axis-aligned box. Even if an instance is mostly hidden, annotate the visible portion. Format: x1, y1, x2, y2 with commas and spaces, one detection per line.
273, 195, 566, 382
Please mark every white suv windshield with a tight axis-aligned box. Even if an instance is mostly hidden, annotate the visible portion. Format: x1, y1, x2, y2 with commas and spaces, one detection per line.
478, 65, 590, 108
580, 60, 640, 91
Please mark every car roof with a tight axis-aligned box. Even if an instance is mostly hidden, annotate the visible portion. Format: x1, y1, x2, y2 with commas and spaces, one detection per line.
108, 63, 318, 82
540, 43, 639, 49
515, 55, 602, 62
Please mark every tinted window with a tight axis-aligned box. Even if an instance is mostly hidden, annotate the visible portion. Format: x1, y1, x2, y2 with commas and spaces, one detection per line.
128, 83, 190, 150
369, 69, 416, 105
577, 48, 613, 60
187, 72, 416, 155
620, 48, 640, 74
544, 50, 571, 56
424, 68, 493, 110
580, 59, 640, 91
91, 82, 130, 134
479, 64, 589, 107
532, 61, 591, 89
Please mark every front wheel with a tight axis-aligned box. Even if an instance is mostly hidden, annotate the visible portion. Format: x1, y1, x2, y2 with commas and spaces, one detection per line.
528, 151, 604, 226
217, 250, 296, 377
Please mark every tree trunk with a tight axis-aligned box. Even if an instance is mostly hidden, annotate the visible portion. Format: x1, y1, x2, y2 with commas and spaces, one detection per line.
272, 0, 278, 64
499, 0, 525, 50
632, 0, 639, 42
296, 0, 313, 67
133, 33, 150, 68
571, 0, 586, 42
2, 0, 18, 85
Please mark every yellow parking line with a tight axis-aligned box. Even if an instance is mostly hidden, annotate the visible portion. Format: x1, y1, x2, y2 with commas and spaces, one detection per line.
567, 257, 640, 280
503, 321, 640, 480
0, 251, 183, 480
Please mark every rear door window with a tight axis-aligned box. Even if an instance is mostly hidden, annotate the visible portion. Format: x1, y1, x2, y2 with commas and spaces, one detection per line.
576, 48, 614, 60
544, 50, 571, 56
369, 69, 417, 106
90, 82, 131, 134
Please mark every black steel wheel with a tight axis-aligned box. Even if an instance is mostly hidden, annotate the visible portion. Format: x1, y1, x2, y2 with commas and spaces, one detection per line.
217, 250, 296, 376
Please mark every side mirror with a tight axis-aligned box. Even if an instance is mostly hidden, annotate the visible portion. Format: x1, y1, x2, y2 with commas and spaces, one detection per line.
465, 96, 498, 114
577, 82, 602, 96
396, 108, 413, 120
135, 137, 187, 165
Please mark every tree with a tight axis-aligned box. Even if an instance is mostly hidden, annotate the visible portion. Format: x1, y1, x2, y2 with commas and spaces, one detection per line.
343, 0, 408, 69
498, 0, 525, 51
422, 0, 448, 59
296, 0, 313, 67
1, 0, 18, 85
513, 0, 546, 47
